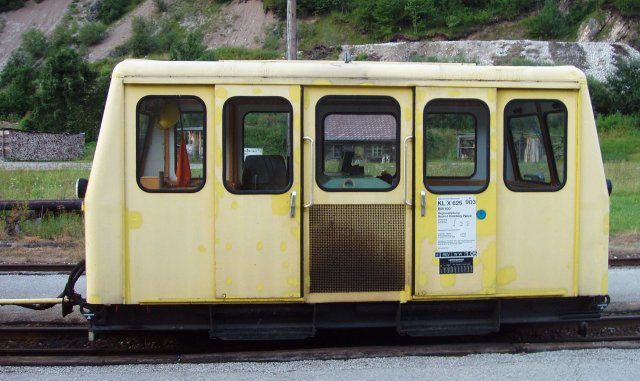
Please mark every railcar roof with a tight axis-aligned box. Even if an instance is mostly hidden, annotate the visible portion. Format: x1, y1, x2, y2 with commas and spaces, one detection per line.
113, 59, 585, 88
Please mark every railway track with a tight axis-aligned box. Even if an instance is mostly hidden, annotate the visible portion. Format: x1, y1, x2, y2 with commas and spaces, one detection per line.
1, 314, 639, 366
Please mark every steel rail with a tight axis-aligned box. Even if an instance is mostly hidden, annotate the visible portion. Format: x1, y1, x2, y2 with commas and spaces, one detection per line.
609, 257, 640, 267
0, 264, 77, 273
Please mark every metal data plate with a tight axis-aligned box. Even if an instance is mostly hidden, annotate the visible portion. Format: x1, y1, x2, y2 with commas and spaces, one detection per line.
439, 258, 473, 274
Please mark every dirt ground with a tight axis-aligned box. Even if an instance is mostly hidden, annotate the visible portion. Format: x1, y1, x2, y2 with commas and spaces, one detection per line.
0, 233, 637, 265
203, 0, 277, 50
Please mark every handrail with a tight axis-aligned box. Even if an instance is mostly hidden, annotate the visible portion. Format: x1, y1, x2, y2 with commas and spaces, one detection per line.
403, 136, 413, 206
303, 136, 314, 208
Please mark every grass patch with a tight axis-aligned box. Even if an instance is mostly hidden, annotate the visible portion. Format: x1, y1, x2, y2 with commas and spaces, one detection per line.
298, 12, 374, 51
82, 141, 97, 162
0, 169, 90, 200
610, 194, 640, 233
604, 156, 640, 234
18, 212, 84, 240
205, 47, 281, 60
604, 161, 640, 195
597, 114, 640, 161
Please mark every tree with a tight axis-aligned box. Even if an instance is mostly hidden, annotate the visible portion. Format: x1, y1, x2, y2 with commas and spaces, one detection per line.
608, 58, 640, 115
25, 48, 98, 137
405, 0, 427, 33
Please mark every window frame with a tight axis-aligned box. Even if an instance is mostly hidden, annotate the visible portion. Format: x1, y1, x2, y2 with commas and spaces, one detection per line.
222, 96, 294, 195
135, 95, 207, 194
315, 95, 401, 193
423, 98, 490, 195
503, 99, 568, 193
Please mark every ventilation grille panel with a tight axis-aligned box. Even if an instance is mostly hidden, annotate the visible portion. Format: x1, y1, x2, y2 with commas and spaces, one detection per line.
310, 204, 405, 293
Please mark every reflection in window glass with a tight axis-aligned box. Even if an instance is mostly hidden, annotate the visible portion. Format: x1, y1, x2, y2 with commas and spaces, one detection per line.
425, 113, 476, 177
321, 114, 397, 190
224, 98, 292, 193
504, 100, 567, 191
136, 97, 205, 192
424, 100, 489, 193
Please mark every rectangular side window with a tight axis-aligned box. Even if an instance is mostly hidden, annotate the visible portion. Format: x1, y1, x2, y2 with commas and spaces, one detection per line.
136, 96, 206, 192
424, 99, 489, 193
223, 97, 292, 193
317, 96, 400, 191
504, 100, 567, 191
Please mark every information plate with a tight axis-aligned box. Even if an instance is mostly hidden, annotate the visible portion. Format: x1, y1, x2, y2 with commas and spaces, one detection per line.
436, 195, 477, 258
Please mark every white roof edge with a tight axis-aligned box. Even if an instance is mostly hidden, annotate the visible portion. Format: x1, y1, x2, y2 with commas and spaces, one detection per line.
112, 59, 586, 84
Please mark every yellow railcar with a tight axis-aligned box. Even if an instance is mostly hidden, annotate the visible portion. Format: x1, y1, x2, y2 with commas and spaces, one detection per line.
80, 60, 609, 338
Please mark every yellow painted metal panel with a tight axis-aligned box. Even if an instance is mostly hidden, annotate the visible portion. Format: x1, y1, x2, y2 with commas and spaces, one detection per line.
124, 85, 216, 303
214, 85, 302, 299
85, 78, 126, 305
414, 87, 498, 296
496, 90, 577, 295
576, 84, 609, 295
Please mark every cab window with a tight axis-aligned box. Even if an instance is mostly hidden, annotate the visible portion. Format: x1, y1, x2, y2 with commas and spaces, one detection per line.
504, 100, 567, 191
136, 96, 205, 192
223, 97, 292, 193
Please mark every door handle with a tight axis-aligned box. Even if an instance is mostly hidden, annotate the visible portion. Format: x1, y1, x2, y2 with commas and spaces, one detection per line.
290, 191, 297, 218
421, 190, 426, 217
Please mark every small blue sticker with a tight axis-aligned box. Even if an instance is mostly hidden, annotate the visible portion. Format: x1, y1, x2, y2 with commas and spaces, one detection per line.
477, 210, 487, 220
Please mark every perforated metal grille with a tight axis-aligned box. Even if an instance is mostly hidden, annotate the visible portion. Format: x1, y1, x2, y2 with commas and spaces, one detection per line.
310, 204, 405, 293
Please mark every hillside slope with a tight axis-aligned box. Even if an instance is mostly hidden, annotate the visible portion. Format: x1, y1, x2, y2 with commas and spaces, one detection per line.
0, 0, 639, 69
0, 0, 73, 68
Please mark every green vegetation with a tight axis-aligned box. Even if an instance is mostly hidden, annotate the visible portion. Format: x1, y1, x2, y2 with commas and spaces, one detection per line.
18, 212, 85, 241
0, 169, 91, 200
0, 0, 25, 12
605, 161, 640, 233
97, 0, 145, 25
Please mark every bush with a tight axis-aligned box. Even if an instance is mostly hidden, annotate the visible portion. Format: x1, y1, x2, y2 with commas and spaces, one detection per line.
612, 0, 640, 16
129, 17, 157, 56
170, 30, 207, 61
0, 0, 26, 12
608, 58, 640, 115
97, 0, 145, 25
587, 76, 613, 116
21, 29, 49, 60
525, 0, 564, 39
78, 22, 107, 46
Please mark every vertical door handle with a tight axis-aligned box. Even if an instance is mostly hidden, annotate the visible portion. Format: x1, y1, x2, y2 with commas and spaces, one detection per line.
421, 190, 426, 217
290, 191, 297, 218
303, 136, 314, 208
403, 136, 414, 206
